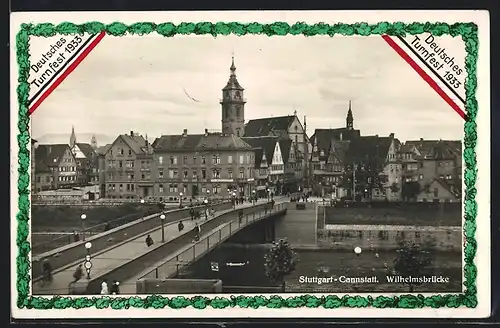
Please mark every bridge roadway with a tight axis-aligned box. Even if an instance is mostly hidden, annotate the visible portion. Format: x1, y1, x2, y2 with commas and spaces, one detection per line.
123, 201, 288, 294
32, 199, 278, 295
31, 202, 232, 280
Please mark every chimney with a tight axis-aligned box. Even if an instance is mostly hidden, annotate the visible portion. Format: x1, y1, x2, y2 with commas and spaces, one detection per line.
204, 128, 209, 137
130, 131, 134, 137
389, 133, 394, 138
183, 129, 188, 137
375, 134, 379, 137
420, 137, 424, 141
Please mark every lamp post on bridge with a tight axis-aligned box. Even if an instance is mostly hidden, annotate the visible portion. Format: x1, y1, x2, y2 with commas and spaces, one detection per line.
140, 198, 145, 217
80, 214, 87, 241
160, 213, 166, 243
84, 242, 92, 279
252, 190, 256, 205
179, 192, 183, 208
204, 199, 209, 220
266, 188, 270, 202
231, 192, 236, 209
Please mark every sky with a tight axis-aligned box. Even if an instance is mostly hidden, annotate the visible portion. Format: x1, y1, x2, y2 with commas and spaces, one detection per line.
30, 34, 464, 144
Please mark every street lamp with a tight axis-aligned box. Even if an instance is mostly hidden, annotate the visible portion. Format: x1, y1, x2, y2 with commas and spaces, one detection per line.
84, 242, 92, 279
354, 246, 362, 257
231, 192, 236, 209
204, 199, 209, 220
252, 190, 256, 205
266, 188, 270, 201
160, 213, 166, 243
179, 192, 183, 208
140, 198, 145, 215
80, 214, 87, 241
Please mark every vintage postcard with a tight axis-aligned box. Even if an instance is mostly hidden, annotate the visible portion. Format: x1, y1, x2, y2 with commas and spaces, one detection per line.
10, 10, 491, 319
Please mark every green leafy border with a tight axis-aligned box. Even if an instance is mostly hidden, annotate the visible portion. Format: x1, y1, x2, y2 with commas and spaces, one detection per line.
15, 21, 478, 311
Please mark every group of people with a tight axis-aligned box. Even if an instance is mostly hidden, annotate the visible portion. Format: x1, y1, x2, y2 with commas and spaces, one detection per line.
290, 194, 310, 203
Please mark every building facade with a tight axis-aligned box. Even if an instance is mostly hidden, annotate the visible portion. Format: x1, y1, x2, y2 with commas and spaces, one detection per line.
34, 144, 78, 192
72, 143, 99, 185
401, 139, 462, 202
101, 132, 155, 200
152, 130, 256, 201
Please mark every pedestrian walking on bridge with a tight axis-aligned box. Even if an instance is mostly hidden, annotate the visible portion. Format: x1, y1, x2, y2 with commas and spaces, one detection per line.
178, 220, 184, 232
193, 223, 201, 242
110, 280, 120, 295
100, 280, 109, 295
145, 234, 154, 247
72, 264, 83, 283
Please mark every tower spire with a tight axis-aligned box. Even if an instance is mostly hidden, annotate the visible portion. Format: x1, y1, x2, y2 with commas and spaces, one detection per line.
90, 134, 98, 150
70, 125, 77, 148
230, 53, 236, 76
346, 100, 354, 130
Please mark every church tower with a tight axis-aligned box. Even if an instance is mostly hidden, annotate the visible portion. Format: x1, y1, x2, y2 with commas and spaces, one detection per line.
346, 101, 354, 130
220, 56, 246, 137
90, 134, 98, 150
69, 126, 77, 148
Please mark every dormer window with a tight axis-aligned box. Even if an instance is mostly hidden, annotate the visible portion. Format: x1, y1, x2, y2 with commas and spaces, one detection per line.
320, 150, 325, 156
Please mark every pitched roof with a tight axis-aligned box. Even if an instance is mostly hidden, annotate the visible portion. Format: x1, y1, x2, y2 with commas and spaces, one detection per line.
310, 128, 361, 153
405, 139, 460, 160
278, 139, 292, 164
106, 134, 152, 156
96, 144, 111, 155
244, 116, 296, 137
331, 140, 351, 164
421, 178, 460, 199
154, 133, 253, 153
399, 143, 415, 153
75, 143, 96, 159
241, 136, 277, 168
35, 144, 73, 173
345, 136, 393, 168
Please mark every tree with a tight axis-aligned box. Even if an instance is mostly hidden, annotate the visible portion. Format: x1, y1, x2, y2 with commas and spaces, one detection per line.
401, 181, 421, 201
264, 239, 299, 292
393, 239, 435, 292
390, 182, 400, 193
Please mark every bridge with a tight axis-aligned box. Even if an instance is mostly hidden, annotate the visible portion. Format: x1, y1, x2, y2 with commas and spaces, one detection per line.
31, 201, 233, 280
32, 198, 287, 295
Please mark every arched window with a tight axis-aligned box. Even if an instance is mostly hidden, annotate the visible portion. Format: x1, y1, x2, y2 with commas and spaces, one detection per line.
159, 184, 164, 193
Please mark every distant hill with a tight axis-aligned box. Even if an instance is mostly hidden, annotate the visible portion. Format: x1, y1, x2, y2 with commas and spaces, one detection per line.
34, 133, 115, 146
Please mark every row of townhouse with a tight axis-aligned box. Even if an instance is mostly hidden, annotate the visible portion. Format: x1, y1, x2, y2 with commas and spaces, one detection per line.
96, 129, 303, 201
308, 103, 461, 202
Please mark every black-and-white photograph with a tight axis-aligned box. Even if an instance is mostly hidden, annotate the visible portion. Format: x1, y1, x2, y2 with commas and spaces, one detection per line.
29, 34, 464, 296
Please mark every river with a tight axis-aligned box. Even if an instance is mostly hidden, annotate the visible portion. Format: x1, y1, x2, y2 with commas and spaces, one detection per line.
180, 244, 463, 293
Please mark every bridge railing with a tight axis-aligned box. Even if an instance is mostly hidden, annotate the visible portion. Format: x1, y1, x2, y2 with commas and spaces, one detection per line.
143, 203, 286, 280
